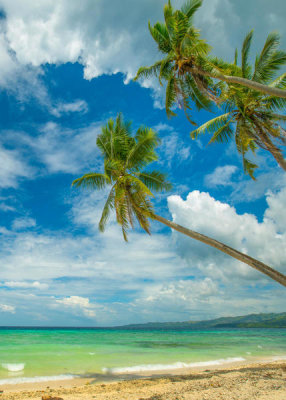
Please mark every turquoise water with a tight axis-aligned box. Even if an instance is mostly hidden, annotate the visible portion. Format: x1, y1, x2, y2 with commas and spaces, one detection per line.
0, 328, 285, 384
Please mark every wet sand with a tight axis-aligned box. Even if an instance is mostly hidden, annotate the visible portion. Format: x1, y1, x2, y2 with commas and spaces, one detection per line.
1, 360, 286, 399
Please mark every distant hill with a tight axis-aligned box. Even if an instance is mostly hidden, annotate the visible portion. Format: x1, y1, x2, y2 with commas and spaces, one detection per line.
118, 312, 286, 330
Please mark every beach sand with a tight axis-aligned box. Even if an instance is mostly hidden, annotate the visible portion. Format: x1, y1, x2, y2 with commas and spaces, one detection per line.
1, 360, 285, 399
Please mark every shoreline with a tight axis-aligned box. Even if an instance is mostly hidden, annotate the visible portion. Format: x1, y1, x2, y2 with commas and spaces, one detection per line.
1, 358, 286, 399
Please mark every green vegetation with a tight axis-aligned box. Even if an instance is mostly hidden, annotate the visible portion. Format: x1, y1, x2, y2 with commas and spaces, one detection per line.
119, 312, 286, 330
72, 114, 286, 287
135, 0, 286, 174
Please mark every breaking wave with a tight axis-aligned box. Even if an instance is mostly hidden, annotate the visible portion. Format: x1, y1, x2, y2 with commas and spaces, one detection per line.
0, 374, 76, 386
102, 357, 246, 373
1, 363, 25, 372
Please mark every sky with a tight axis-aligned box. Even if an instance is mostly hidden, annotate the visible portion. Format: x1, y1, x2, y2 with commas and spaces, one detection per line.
0, 0, 285, 327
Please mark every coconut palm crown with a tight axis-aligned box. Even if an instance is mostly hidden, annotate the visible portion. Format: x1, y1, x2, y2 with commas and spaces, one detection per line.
72, 114, 172, 241
134, 0, 286, 122
191, 31, 286, 178
134, 0, 215, 122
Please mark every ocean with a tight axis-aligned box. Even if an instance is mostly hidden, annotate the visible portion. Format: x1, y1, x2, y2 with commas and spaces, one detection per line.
0, 328, 285, 385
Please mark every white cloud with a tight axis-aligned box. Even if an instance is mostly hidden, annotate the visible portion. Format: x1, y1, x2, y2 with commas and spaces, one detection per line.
55, 296, 97, 318
204, 165, 237, 187
0, 145, 33, 188
0, 0, 283, 88
156, 124, 191, 168
52, 99, 89, 117
0, 0, 284, 111
231, 171, 286, 203
12, 217, 36, 231
0, 0, 165, 83
0, 303, 15, 313
0, 30, 18, 85
264, 188, 286, 234
15, 122, 102, 174
1, 281, 48, 290
196, 0, 286, 62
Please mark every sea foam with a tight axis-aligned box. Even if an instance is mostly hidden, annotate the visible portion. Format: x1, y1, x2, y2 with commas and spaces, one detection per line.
0, 374, 76, 386
102, 357, 246, 373
1, 363, 25, 372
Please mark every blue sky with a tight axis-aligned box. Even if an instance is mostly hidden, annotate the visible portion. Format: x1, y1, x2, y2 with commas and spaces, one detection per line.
0, 0, 285, 326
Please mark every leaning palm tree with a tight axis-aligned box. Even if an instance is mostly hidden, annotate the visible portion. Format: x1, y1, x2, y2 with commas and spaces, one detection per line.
134, 0, 286, 120
191, 31, 286, 177
72, 114, 286, 287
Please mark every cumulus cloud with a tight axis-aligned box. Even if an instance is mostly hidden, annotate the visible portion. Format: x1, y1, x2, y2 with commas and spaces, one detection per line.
55, 296, 97, 318
0, 0, 166, 83
0, 0, 283, 95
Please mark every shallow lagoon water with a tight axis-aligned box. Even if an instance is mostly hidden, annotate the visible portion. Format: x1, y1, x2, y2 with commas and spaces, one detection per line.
0, 328, 285, 384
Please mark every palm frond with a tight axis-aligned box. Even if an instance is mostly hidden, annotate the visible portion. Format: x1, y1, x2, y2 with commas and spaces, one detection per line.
269, 72, 286, 89
252, 32, 282, 82
137, 170, 172, 192
171, 10, 189, 50
191, 112, 232, 139
72, 173, 110, 189
181, 0, 202, 19
148, 21, 172, 54
243, 157, 258, 180
114, 184, 130, 241
158, 55, 174, 84
263, 95, 286, 111
208, 120, 234, 144
184, 75, 213, 112
125, 174, 154, 197
164, 1, 174, 35
99, 187, 115, 232
134, 61, 162, 81
272, 113, 286, 120
125, 128, 160, 169
165, 76, 178, 117
241, 30, 253, 79
234, 48, 238, 66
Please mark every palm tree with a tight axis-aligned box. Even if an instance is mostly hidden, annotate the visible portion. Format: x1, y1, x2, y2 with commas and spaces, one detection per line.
134, 0, 286, 121
72, 114, 286, 287
191, 31, 286, 177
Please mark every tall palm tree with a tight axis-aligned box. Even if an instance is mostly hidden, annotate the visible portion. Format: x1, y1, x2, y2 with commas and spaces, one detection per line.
134, 0, 286, 121
191, 31, 286, 177
72, 114, 286, 287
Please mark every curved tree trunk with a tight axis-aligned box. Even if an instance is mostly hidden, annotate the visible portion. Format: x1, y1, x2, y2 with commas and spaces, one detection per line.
215, 74, 286, 99
190, 67, 286, 99
258, 134, 286, 171
152, 214, 286, 288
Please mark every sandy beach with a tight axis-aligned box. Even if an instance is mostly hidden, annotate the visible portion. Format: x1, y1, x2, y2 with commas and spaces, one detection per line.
1, 360, 285, 400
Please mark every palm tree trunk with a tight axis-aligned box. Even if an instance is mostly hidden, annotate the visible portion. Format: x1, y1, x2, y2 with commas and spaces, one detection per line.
152, 214, 286, 288
191, 67, 286, 99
